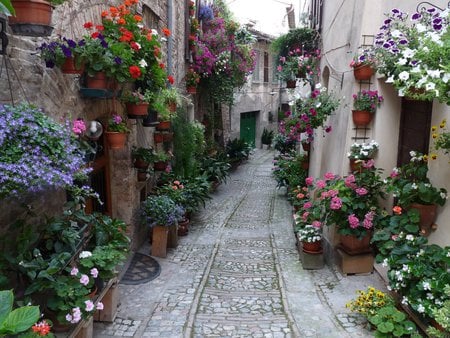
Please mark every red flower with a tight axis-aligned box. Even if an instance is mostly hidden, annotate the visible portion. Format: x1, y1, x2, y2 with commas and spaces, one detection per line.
96, 25, 104, 31
118, 18, 126, 25
129, 65, 142, 79
84, 22, 93, 29
91, 32, 100, 39
134, 15, 142, 22
168, 75, 174, 84
162, 28, 171, 37
101, 10, 108, 17
32, 320, 51, 336
159, 63, 165, 69
392, 206, 402, 215
130, 41, 140, 50
154, 47, 161, 57
119, 30, 133, 42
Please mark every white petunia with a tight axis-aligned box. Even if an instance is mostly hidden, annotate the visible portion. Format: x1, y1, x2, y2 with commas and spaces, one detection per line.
442, 73, 450, 83
402, 48, 415, 58
139, 59, 147, 68
397, 58, 407, 66
398, 88, 405, 97
385, 76, 394, 83
427, 70, 441, 79
398, 71, 410, 81
391, 29, 402, 38
416, 24, 426, 33
425, 82, 436, 91
79, 251, 92, 259
417, 304, 425, 313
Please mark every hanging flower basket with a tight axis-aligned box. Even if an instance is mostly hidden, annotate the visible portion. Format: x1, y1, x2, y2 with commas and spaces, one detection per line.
134, 158, 150, 169
125, 102, 149, 118
352, 110, 373, 127
286, 80, 296, 89
60, 57, 84, 75
105, 131, 127, 149
353, 64, 374, 81
301, 141, 310, 152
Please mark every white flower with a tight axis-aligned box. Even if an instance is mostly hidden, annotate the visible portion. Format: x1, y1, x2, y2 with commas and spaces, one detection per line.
441, 192, 448, 199
151, 29, 158, 35
401, 296, 409, 305
427, 70, 442, 79
417, 304, 425, 313
398, 71, 410, 81
406, 234, 414, 241
425, 82, 436, 91
416, 24, 426, 33
139, 59, 147, 68
443, 73, 450, 83
382, 258, 388, 267
79, 251, 92, 259
398, 87, 405, 97
423, 281, 431, 290
410, 66, 422, 74
397, 58, 407, 66
409, 150, 417, 157
411, 183, 418, 190
427, 293, 434, 300
402, 48, 415, 58
385, 76, 394, 83
315, 83, 322, 89
391, 29, 402, 37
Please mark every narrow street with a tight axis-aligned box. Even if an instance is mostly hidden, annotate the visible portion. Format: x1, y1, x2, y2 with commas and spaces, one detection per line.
93, 149, 386, 337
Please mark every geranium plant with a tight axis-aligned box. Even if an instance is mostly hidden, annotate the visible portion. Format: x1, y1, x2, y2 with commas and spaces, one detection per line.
374, 7, 449, 102
347, 140, 379, 160
386, 151, 447, 207
185, 68, 201, 87
277, 49, 320, 81
107, 114, 130, 133
352, 90, 384, 113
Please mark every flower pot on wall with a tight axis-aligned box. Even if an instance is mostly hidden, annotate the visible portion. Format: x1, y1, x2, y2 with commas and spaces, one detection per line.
353, 64, 374, 81
154, 133, 164, 144
301, 142, 310, 152
126, 102, 149, 118
352, 110, 373, 127
60, 57, 84, 74
286, 80, 296, 88
105, 131, 127, 149
410, 203, 437, 236
186, 86, 197, 94
9, 0, 53, 37
151, 225, 169, 258
134, 158, 149, 169
85, 72, 109, 89
339, 232, 372, 255
156, 121, 171, 131
154, 161, 167, 171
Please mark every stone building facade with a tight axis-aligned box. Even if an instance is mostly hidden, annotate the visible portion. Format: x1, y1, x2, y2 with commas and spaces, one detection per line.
0, 0, 192, 250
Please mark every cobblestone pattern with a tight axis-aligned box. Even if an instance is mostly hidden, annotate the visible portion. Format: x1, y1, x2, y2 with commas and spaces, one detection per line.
207, 273, 279, 291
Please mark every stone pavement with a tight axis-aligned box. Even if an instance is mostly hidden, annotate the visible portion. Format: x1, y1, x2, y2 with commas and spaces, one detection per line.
93, 149, 386, 337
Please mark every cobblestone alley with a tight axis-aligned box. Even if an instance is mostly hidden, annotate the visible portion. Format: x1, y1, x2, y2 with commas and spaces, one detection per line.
93, 149, 386, 337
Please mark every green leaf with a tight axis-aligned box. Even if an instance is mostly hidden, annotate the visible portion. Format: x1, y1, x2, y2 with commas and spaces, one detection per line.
0, 290, 13, 324
0, 0, 14, 16
377, 321, 395, 333
1, 306, 40, 334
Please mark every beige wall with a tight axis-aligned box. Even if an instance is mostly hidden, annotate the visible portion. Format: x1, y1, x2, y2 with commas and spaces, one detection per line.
313, 0, 450, 246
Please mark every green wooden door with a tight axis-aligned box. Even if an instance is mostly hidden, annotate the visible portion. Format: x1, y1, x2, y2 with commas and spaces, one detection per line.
240, 112, 256, 147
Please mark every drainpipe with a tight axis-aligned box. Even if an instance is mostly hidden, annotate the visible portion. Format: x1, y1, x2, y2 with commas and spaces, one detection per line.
167, 0, 173, 80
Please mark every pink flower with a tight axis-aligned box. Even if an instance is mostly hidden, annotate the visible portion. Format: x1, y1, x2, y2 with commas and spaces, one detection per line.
344, 175, 356, 188
85, 300, 95, 312
390, 168, 399, 178
90, 268, 99, 278
72, 119, 86, 135
324, 172, 335, 180
96, 302, 104, 310
70, 267, 79, 276
296, 193, 305, 199
330, 197, 342, 210
325, 126, 332, 133
277, 65, 282, 72
174, 180, 180, 185
302, 211, 310, 221
303, 201, 312, 209
362, 159, 375, 168
112, 114, 122, 124
305, 177, 314, 186
80, 274, 90, 286
316, 180, 326, 189
355, 187, 368, 196
312, 220, 322, 228
348, 214, 360, 229
363, 211, 375, 229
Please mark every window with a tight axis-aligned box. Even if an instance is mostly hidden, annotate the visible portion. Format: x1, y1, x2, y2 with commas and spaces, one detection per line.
143, 5, 160, 30
252, 50, 260, 82
263, 52, 269, 83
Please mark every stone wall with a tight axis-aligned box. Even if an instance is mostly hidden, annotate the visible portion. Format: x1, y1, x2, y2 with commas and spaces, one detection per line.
0, 0, 189, 251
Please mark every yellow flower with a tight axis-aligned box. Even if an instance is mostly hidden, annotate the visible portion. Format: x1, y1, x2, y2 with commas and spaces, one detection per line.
432, 133, 438, 139
423, 154, 429, 161
432, 126, 437, 131
431, 153, 438, 160
440, 119, 447, 128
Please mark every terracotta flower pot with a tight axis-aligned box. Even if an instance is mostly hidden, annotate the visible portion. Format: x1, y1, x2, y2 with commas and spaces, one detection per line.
167, 102, 177, 113
156, 121, 171, 131
60, 57, 84, 74
177, 218, 189, 236
302, 240, 322, 254
301, 142, 310, 152
134, 158, 149, 169
352, 110, 373, 127
9, 0, 53, 36
86, 72, 108, 89
410, 203, 437, 236
126, 102, 149, 118
353, 64, 374, 81
163, 132, 174, 142
286, 80, 296, 88
154, 133, 164, 143
339, 231, 372, 255
105, 131, 127, 149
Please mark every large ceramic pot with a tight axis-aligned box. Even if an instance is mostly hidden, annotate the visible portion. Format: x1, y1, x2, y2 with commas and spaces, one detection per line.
9, 0, 53, 36
352, 110, 373, 127
410, 203, 437, 236
353, 64, 374, 81
339, 231, 372, 255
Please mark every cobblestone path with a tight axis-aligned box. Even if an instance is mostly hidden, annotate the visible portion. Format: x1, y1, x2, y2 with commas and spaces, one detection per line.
94, 149, 384, 337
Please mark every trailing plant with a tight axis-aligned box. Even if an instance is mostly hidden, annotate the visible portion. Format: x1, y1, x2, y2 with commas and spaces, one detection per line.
132, 146, 155, 164
261, 128, 274, 145
270, 27, 319, 60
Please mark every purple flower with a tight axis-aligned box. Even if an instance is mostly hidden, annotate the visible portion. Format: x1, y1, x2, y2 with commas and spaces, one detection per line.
114, 57, 122, 65
112, 114, 122, 124
411, 13, 421, 20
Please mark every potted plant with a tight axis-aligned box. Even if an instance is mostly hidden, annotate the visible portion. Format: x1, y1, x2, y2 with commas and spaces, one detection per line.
349, 48, 376, 80
188, 0, 195, 16
185, 68, 200, 94
131, 146, 155, 169
105, 114, 130, 149
160, 87, 182, 113
37, 36, 84, 74
352, 90, 384, 126
120, 88, 153, 118
153, 94, 175, 131
297, 224, 323, 254
431, 119, 450, 158
347, 140, 379, 171
140, 195, 184, 257
261, 128, 274, 148
386, 151, 447, 235
153, 151, 170, 171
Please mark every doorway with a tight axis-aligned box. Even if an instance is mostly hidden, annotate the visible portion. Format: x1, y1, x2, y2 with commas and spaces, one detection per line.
240, 111, 257, 147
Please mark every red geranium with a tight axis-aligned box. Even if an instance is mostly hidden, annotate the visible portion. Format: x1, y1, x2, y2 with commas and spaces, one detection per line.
129, 65, 141, 79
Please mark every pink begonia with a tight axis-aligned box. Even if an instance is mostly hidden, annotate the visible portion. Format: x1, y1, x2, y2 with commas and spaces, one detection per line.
348, 214, 360, 229
362, 159, 375, 169
70, 267, 79, 276
325, 126, 332, 133
296, 193, 305, 199
90, 268, 99, 278
316, 180, 326, 189
66, 307, 82, 324
303, 201, 312, 209
302, 211, 310, 221
324, 172, 335, 180
363, 211, 375, 229
305, 177, 314, 186
312, 220, 322, 228
96, 302, 104, 310
72, 120, 86, 135
330, 197, 342, 210
85, 300, 95, 312
355, 187, 368, 196
80, 274, 90, 286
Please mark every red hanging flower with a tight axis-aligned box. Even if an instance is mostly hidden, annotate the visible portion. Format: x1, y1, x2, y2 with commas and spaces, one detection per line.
162, 28, 171, 37
129, 65, 142, 79
168, 75, 174, 84
84, 22, 93, 29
